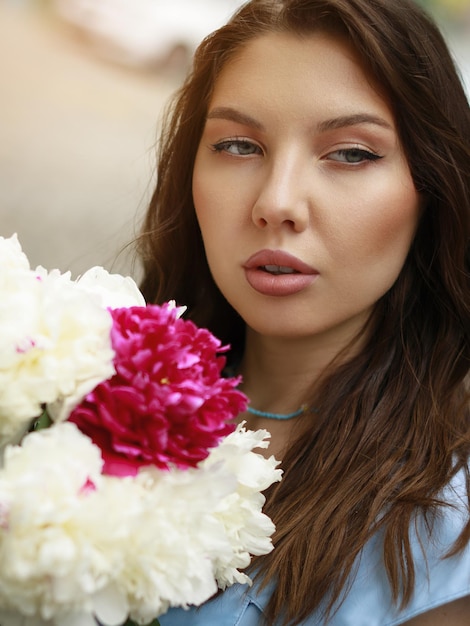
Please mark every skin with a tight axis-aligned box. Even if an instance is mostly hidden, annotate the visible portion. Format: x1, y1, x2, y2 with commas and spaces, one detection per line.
192, 31, 470, 624
406, 596, 470, 625
193, 31, 421, 419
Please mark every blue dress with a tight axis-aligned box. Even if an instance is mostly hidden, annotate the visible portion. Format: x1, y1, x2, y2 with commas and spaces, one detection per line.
159, 466, 470, 625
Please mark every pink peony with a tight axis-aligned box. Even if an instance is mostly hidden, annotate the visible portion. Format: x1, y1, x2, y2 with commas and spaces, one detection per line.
68, 303, 247, 476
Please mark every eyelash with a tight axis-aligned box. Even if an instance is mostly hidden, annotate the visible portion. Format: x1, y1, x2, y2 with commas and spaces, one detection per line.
327, 148, 383, 164
210, 138, 262, 156
210, 140, 383, 164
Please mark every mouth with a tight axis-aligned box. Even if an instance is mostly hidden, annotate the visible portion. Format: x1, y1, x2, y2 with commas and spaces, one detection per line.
261, 265, 300, 275
243, 250, 319, 296
244, 249, 317, 274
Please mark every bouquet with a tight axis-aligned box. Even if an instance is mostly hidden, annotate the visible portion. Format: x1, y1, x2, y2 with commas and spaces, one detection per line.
0, 234, 282, 626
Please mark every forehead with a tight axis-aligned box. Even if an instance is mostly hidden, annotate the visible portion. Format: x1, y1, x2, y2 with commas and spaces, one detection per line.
209, 31, 393, 127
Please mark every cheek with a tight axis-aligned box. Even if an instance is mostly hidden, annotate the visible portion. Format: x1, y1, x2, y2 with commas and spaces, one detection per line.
192, 157, 216, 236
193, 160, 214, 216
193, 158, 252, 236
192, 162, 239, 272
338, 177, 421, 265
192, 150, 232, 218
376, 185, 420, 254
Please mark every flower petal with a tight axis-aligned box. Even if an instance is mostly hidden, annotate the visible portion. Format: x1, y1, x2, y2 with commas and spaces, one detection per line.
92, 583, 129, 626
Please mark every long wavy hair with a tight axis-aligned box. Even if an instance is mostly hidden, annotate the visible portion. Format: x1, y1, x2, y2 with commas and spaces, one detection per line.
138, 1, 470, 624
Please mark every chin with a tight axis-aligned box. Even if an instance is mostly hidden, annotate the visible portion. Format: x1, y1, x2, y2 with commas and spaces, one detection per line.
243, 316, 315, 339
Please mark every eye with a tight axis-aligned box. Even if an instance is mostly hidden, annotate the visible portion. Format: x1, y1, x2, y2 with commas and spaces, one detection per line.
327, 148, 383, 164
211, 139, 263, 156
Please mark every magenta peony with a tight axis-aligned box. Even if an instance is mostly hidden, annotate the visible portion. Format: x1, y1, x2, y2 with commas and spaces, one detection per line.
68, 303, 247, 476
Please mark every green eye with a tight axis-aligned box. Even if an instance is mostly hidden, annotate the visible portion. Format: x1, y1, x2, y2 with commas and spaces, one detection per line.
329, 148, 382, 163
212, 140, 262, 156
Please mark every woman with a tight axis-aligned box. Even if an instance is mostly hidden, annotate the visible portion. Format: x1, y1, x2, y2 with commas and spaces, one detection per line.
137, 0, 470, 624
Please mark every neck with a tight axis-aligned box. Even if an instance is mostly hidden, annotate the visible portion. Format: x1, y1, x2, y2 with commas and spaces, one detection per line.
237, 335, 320, 415
237, 327, 363, 415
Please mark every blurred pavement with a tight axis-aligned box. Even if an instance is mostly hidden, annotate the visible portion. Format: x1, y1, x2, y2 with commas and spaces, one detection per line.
1, 1, 469, 281
1, 2, 197, 279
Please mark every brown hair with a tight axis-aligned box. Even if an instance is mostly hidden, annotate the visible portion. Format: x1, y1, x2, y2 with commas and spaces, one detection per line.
138, 1, 470, 624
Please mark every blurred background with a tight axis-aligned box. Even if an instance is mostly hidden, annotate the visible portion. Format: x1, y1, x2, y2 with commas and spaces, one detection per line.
1, 0, 469, 282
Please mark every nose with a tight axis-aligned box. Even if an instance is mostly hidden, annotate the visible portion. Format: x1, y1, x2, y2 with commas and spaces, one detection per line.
251, 152, 310, 232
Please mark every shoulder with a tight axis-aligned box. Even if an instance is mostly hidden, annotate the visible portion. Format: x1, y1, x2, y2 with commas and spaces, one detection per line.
159, 583, 261, 626
333, 465, 470, 626
413, 463, 469, 557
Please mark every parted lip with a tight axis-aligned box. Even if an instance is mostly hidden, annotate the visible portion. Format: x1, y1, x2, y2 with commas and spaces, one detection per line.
243, 249, 318, 274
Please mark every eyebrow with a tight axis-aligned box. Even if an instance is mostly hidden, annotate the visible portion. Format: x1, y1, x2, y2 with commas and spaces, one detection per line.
206, 107, 393, 133
317, 113, 393, 132
206, 107, 265, 130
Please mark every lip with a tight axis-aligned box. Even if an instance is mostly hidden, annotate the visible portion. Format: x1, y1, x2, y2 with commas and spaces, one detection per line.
243, 249, 319, 296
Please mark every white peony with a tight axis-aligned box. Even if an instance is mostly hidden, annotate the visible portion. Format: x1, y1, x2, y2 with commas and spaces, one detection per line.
0, 260, 115, 436
0, 233, 30, 274
0, 424, 150, 626
201, 424, 283, 588
0, 236, 121, 442
75, 266, 145, 309
115, 466, 234, 623
0, 422, 282, 625
0, 424, 111, 624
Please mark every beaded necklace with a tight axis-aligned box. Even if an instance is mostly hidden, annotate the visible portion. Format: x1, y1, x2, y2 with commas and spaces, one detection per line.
246, 404, 313, 420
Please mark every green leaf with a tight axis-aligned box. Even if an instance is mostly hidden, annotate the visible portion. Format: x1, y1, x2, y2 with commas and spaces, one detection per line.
31, 409, 52, 431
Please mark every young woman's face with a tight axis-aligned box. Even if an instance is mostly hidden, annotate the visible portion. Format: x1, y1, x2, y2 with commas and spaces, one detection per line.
193, 32, 421, 342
